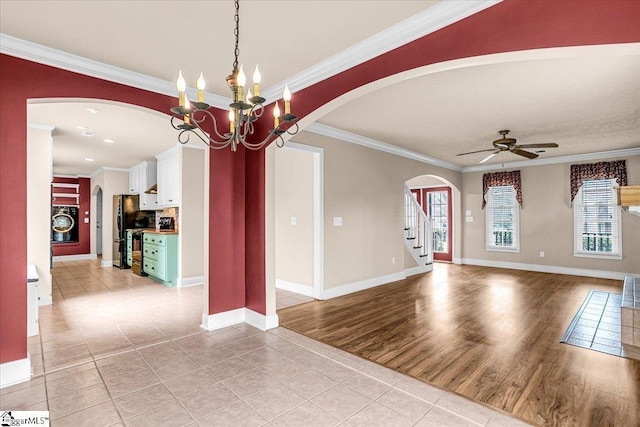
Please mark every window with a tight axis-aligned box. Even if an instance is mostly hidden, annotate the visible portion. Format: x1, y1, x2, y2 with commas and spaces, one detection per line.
485, 185, 519, 252
573, 179, 621, 259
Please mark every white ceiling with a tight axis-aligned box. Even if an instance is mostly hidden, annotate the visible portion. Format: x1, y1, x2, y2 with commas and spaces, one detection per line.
2, 0, 639, 175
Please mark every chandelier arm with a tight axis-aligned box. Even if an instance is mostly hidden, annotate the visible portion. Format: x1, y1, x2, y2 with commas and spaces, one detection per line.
284, 122, 300, 136
190, 108, 234, 142
249, 103, 264, 119
182, 127, 235, 150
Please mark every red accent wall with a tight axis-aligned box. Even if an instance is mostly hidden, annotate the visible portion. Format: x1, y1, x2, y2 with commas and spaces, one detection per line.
51, 177, 91, 256
208, 147, 247, 314
1, 0, 639, 366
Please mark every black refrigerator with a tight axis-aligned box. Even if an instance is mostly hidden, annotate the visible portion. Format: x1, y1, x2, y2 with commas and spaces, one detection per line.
112, 195, 154, 268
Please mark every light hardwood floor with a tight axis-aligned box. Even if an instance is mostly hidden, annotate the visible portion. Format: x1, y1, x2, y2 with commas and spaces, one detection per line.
278, 264, 640, 427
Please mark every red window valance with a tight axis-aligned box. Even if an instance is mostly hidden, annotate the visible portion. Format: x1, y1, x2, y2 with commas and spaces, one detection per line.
482, 170, 522, 209
570, 160, 627, 202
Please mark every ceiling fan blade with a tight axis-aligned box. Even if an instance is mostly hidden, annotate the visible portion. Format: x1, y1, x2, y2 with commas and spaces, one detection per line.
517, 143, 559, 149
479, 151, 499, 164
512, 149, 538, 159
456, 148, 499, 156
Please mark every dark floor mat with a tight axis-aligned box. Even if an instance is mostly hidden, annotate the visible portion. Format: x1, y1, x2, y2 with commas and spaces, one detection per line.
560, 290, 622, 356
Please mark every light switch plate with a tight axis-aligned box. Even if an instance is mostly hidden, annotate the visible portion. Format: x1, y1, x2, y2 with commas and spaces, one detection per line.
290, 216, 297, 226
333, 217, 343, 226
465, 210, 472, 216
465, 217, 473, 222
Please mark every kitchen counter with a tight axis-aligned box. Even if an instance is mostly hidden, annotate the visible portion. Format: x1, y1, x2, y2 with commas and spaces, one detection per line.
128, 228, 179, 235
144, 229, 178, 235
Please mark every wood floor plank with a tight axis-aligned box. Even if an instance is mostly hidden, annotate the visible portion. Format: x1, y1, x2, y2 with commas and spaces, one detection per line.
278, 264, 640, 427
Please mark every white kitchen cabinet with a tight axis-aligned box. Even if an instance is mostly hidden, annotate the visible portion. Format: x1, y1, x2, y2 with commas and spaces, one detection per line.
129, 161, 157, 210
128, 165, 140, 194
156, 148, 180, 208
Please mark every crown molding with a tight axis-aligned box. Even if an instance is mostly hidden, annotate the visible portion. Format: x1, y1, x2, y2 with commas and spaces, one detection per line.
461, 147, 640, 173
261, 0, 501, 100
27, 122, 55, 132
306, 123, 462, 172
89, 166, 129, 178
2, 1, 501, 107
0, 33, 230, 110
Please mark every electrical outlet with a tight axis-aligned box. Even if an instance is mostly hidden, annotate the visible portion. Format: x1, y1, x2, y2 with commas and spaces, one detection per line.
333, 217, 343, 226
540, 251, 545, 257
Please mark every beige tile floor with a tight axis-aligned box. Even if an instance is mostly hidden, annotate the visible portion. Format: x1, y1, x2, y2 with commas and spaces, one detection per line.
1, 259, 531, 426
276, 289, 314, 310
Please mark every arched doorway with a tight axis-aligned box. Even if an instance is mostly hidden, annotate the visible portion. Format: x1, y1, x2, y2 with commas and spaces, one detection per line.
406, 174, 461, 264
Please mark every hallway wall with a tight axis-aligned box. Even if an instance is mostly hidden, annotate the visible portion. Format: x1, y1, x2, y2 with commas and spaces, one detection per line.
290, 131, 462, 291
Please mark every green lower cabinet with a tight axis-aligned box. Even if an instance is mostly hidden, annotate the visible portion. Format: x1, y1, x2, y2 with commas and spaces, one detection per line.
126, 231, 133, 267
142, 233, 178, 287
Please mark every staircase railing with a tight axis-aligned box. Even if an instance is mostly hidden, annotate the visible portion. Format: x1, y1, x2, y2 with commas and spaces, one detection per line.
404, 185, 434, 265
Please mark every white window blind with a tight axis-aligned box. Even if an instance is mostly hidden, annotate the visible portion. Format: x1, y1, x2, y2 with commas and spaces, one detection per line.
486, 186, 519, 251
574, 179, 621, 257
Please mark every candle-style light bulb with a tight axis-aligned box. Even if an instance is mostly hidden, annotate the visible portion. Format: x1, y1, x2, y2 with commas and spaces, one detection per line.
176, 70, 187, 106
273, 102, 280, 128
184, 98, 191, 124
283, 84, 292, 114
246, 89, 253, 107
252, 65, 261, 97
196, 72, 205, 102
229, 109, 235, 133
237, 65, 246, 87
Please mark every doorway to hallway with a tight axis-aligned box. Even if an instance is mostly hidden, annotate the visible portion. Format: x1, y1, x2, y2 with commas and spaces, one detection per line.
411, 187, 452, 262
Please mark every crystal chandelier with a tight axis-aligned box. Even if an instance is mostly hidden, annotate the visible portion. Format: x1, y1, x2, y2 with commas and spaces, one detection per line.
170, 0, 298, 151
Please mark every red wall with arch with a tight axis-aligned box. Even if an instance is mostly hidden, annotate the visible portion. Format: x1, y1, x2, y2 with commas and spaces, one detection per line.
2, 0, 639, 365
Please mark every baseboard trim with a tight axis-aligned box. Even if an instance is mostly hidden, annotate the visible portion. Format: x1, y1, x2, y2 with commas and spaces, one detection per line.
275, 279, 314, 297
404, 266, 430, 277
178, 276, 204, 288
52, 253, 96, 262
452, 257, 463, 265
201, 308, 279, 332
100, 260, 113, 268
201, 308, 245, 331
460, 258, 635, 280
0, 355, 31, 389
245, 309, 279, 331
320, 271, 406, 300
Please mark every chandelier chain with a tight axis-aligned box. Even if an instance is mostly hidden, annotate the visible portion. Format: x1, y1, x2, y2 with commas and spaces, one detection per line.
233, 0, 240, 70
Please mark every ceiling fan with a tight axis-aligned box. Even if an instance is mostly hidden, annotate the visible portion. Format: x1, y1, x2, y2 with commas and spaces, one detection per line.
457, 130, 559, 163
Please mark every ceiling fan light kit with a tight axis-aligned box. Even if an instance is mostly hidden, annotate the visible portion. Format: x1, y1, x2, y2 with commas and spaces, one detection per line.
170, 0, 299, 152
457, 130, 559, 163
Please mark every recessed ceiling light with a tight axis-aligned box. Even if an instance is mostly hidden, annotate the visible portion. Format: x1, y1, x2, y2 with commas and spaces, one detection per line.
84, 158, 95, 162
81, 131, 95, 137
76, 125, 88, 131
103, 138, 115, 144
86, 108, 100, 114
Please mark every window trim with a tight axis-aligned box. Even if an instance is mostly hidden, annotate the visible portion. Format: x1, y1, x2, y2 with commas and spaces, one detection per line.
485, 185, 520, 253
572, 179, 623, 260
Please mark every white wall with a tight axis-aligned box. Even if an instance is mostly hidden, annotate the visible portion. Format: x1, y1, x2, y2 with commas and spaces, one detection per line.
275, 148, 315, 292
27, 125, 53, 305
179, 146, 205, 285
90, 169, 129, 266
